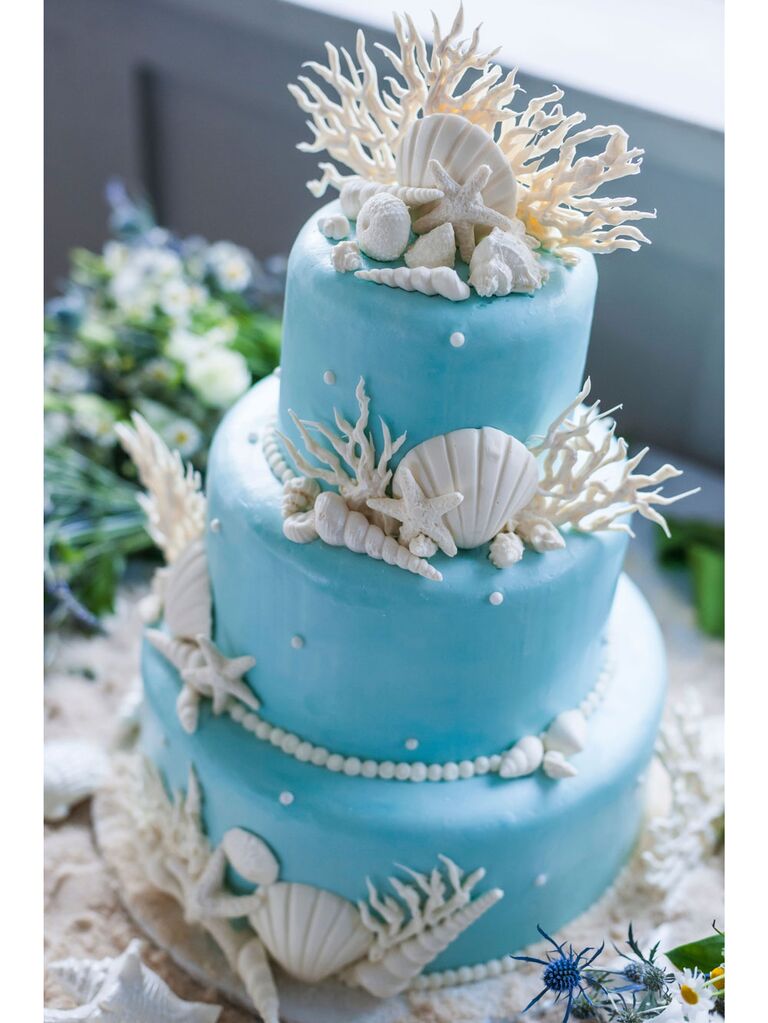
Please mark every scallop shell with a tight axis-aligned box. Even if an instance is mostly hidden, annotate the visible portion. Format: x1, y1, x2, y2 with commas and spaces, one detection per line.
248, 882, 373, 982
394, 428, 539, 550
356, 193, 411, 261
164, 538, 211, 640
44, 740, 110, 822
221, 828, 280, 886
397, 114, 518, 219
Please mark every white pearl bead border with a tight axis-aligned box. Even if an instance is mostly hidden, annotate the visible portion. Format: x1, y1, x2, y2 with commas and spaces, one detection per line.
222, 644, 613, 785
408, 953, 517, 990
261, 420, 297, 485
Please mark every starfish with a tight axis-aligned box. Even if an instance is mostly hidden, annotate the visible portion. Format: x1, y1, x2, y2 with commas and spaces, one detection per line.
413, 159, 514, 263
367, 467, 463, 557
182, 635, 258, 715
45, 939, 222, 1022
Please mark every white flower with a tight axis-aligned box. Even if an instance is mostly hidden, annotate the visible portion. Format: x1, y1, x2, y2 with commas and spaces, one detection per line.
655, 969, 716, 1021
141, 358, 177, 387
103, 240, 129, 274
204, 320, 238, 346
44, 411, 70, 447
207, 241, 253, 292
44, 360, 89, 394
185, 347, 250, 408
167, 327, 207, 365
79, 316, 115, 346
160, 417, 202, 457
71, 394, 117, 446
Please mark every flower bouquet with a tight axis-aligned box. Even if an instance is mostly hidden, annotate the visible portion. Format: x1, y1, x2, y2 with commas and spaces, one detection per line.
45, 181, 284, 626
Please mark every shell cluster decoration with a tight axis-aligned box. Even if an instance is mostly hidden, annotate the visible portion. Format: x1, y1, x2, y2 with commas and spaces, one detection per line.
280, 377, 694, 582
290, 4, 655, 300
108, 757, 503, 1023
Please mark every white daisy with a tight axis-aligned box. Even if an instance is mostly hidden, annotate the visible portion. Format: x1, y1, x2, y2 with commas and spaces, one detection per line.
161, 417, 202, 458
207, 241, 253, 292
185, 347, 250, 408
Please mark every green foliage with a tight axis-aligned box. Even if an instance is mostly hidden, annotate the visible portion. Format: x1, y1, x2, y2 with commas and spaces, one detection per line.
665, 932, 725, 975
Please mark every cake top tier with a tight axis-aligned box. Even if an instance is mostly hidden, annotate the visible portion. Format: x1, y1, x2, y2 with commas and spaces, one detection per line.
289, 4, 654, 297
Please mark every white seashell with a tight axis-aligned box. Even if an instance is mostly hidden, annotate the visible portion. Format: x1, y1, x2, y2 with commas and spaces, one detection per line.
248, 882, 373, 982
394, 428, 539, 550
355, 265, 469, 302
330, 239, 362, 273
516, 511, 565, 552
355, 193, 411, 261
396, 114, 518, 219
340, 176, 444, 219
236, 938, 279, 1023
404, 223, 456, 269
282, 476, 321, 518
409, 533, 438, 558
542, 750, 579, 779
163, 538, 211, 641
44, 740, 110, 822
317, 213, 350, 240
347, 887, 503, 997
499, 735, 544, 779
314, 491, 443, 581
146, 631, 203, 674
283, 509, 319, 544
543, 709, 588, 756
469, 225, 548, 296
489, 531, 525, 568
222, 828, 280, 886
45, 940, 221, 1022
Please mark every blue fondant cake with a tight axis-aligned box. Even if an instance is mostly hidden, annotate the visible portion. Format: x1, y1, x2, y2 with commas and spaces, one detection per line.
120, 8, 687, 1016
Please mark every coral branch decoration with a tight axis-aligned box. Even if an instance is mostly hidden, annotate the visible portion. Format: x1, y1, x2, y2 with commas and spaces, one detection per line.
116, 413, 206, 564
518, 379, 698, 547
289, 5, 654, 263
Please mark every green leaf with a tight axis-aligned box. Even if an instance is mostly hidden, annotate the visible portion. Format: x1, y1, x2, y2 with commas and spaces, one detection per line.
75, 551, 125, 616
665, 933, 724, 974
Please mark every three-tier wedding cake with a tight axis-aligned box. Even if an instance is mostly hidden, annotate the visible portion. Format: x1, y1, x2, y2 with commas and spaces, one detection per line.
112, 8, 694, 1019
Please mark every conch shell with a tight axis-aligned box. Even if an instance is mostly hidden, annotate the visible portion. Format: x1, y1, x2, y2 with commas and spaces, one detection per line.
469, 225, 548, 296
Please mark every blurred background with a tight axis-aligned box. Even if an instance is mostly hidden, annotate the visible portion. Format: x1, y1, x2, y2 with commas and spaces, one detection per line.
44, 0, 724, 626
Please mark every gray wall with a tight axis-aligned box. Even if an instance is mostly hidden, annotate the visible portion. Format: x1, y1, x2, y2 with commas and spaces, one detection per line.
45, 0, 723, 467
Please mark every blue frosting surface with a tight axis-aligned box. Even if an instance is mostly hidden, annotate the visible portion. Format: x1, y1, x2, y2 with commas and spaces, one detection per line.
140, 573, 666, 970
278, 203, 598, 461
206, 375, 630, 764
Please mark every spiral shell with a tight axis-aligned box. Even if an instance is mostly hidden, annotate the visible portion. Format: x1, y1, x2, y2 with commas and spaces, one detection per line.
543, 709, 588, 756
355, 193, 411, 261
396, 114, 518, 219
163, 538, 211, 640
498, 735, 544, 779
339, 177, 444, 219
283, 510, 319, 544
355, 265, 469, 302
282, 476, 321, 518
468, 225, 548, 296
237, 939, 279, 1023
248, 883, 373, 983
394, 428, 539, 550
314, 491, 442, 581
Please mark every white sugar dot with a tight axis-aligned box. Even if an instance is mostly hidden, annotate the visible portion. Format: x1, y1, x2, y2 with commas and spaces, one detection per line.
323, 370, 336, 385
209, 518, 221, 533
279, 791, 294, 806
488, 591, 504, 606
450, 331, 465, 348
404, 737, 419, 751
534, 873, 548, 887
290, 635, 305, 649
247, 430, 259, 444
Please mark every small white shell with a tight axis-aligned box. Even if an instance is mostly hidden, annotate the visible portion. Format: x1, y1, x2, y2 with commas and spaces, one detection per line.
283, 510, 319, 544
317, 213, 350, 239
330, 240, 362, 273
248, 882, 373, 982
397, 113, 518, 219
163, 538, 211, 640
542, 750, 579, 779
340, 177, 444, 218
44, 740, 110, 821
404, 223, 456, 269
356, 193, 411, 261
469, 225, 548, 296
282, 476, 321, 518
395, 428, 539, 549
236, 939, 279, 1023
517, 512, 566, 552
489, 531, 525, 568
543, 709, 588, 756
499, 735, 544, 779
355, 266, 469, 302
221, 828, 280, 886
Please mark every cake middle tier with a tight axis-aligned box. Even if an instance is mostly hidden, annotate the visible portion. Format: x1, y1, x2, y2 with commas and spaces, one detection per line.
205, 375, 629, 765
277, 202, 598, 462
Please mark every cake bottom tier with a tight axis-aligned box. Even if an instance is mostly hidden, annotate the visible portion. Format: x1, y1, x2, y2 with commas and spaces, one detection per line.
140, 574, 665, 976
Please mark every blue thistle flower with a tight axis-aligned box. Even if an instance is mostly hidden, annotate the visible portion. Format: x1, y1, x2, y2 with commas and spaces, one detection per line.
513, 926, 605, 1023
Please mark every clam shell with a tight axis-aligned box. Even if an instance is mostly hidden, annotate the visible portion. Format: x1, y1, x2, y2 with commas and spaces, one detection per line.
221, 828, 280, 886
395, 428, 539, 549
397, 114, 518, 219
248, 882, 372, 982
164, 538, 211, 640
